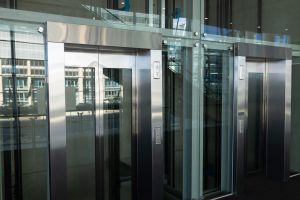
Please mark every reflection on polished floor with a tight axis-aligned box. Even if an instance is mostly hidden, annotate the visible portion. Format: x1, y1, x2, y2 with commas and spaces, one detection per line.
225, 176, 300, 200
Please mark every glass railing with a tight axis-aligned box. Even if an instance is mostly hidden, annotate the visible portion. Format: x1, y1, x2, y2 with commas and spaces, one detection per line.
204, 25, 291, 45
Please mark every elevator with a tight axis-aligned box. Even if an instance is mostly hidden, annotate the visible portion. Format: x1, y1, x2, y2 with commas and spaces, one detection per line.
46, 22, 163, 200
234, 43, 292, 193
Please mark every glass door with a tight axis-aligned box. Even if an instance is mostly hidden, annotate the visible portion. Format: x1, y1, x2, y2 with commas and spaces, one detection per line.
99, 52, 135, 200
64, 51, 98, 200
64, 50, 136, 200
202, 46, 233, 197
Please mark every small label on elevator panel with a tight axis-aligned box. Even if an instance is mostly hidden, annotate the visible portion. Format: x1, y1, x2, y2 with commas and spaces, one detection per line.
154, 127, 162, 144
153, 61, 161, 79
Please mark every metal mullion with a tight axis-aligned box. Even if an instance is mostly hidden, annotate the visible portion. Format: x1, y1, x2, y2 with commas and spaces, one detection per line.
47, 42, 67, 200
95, 51, 103, 200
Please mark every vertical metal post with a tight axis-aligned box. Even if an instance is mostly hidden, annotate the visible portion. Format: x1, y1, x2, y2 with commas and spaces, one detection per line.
47, 42, 67, 200
150, 50, 163, 200
233, 56, 247, 194
284, 60, 292, 181
160, 0, 166, 28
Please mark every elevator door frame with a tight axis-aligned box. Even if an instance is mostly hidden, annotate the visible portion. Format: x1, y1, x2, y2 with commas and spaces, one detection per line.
234, 43, 292, 194
244, 60, 267, 175
46, 22, 163, 200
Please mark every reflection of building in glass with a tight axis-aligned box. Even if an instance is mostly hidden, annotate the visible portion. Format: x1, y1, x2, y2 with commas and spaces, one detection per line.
0, 58, 45, 106
65, 67, 95, 105
105, 79, 122, 98
103, 69, 123, 104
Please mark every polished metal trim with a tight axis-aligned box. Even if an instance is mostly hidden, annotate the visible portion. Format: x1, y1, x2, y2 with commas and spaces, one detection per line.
98, 52, 136, 69
134, 50, 163, 200
131, 57, 137, 200
284, 60, 292, 181
210, 193, 235, 200
290, 172, 300, 178
234, 56, 246, 194
234, 43, 292, 60
46, 22, 162, 50
98, 66, 106, 200
95, 53, 103, 200
47, 42, 67, 200
266, 60, 286, 180
150, 50, 163, 200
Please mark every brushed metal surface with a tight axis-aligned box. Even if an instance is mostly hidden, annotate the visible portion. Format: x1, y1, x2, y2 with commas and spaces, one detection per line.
150, 50, 163, 200
47, 22, 162, 50
234, 56, 246, 194
234, 43, 292, 60
284, 60, 292, 181
47, 42, 67, 200
234, 43, 293, 193
266, 60, 286, 180
136, 67, 152, 200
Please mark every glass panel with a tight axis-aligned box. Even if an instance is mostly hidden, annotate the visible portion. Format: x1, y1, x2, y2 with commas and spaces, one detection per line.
103, 68, 132, 200
203, 49, 233, 195
163, 47, 184, 199
163, 42, 203, 199
204, 0, 291, 44
165, 0, 195, 31
1, 0, 160, 28
246, 73, 264, 174
65, 66, 96, 200
290, 56, 300, 175
0, 22, 48, 200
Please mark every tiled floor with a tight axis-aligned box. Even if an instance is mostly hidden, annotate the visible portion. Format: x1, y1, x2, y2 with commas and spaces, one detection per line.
224, 175, 300, 200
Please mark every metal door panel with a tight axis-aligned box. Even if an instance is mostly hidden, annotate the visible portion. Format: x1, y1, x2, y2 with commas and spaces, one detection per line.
98, 53, 136, 69
234, 44, 292, 194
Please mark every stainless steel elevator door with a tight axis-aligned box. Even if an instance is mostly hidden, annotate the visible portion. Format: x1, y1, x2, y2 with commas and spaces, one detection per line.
64, 50, 136, 200
245, 61, 266, 175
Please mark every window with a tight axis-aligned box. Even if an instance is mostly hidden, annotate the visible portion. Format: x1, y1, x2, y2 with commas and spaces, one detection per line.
16, 79, 27, 88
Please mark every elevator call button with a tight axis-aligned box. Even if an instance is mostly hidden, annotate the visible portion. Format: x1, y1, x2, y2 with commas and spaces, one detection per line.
153, 61, 161, 79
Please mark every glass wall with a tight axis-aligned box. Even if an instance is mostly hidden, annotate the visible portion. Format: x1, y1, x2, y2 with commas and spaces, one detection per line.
0, 21, 48, 200
163, 40, 203, 199
204, 0, 296, 43
0, 0, 161, 28
203, 48, 233, 197
165, 0, 194, 31
0, 0, 203, 32
163, 44, 184, 199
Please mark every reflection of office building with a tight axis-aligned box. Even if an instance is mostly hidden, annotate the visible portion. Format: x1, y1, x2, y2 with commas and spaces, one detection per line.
65, 67, 94, 105
1, 1, 300, 200
0, 59, 45, 105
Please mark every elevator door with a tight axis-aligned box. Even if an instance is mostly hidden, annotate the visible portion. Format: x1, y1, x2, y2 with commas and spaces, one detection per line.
245, 61, 266, 175
64, 50, 136, 200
